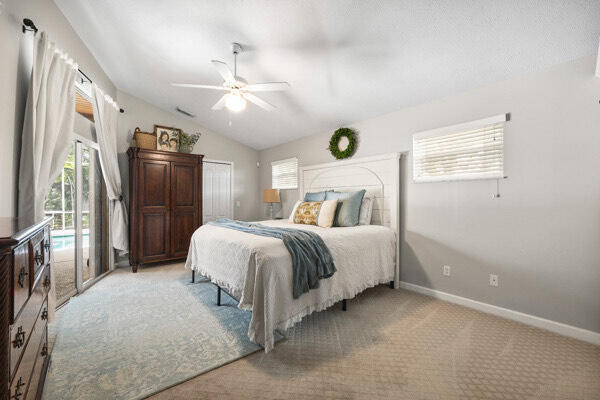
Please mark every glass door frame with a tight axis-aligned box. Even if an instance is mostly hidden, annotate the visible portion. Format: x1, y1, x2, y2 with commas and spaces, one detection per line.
73, 134, 113, 294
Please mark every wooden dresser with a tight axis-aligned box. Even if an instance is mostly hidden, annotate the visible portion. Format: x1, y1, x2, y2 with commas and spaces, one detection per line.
128, 148, 204, 272
0, 218, 52, 400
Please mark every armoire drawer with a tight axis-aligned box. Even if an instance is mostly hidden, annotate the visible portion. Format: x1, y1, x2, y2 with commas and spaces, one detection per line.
13, 243, 30, 321
9, 300, 47, 400
9, 266, 49, 380
30, 229, 46, 280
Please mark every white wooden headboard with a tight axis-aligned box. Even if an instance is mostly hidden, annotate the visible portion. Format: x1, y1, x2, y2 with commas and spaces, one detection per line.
299, 153, 402, 286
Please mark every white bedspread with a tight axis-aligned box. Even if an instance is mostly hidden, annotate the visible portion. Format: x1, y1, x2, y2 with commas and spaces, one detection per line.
185, 220, 396, 351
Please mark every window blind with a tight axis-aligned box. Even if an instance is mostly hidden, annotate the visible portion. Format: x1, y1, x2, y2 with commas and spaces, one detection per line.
413, 114, 507, 183
272, 157, 298, 189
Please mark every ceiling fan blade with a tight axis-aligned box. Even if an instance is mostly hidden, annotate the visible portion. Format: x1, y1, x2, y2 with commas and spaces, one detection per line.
211, 60, 235, 83
243, 93, 276, 111
171, 83, 226, 90
244, 82, 290, 92
211, 94, 229, 110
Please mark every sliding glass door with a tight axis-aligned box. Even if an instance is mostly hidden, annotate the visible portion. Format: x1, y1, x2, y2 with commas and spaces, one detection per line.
45, 137, 109, 305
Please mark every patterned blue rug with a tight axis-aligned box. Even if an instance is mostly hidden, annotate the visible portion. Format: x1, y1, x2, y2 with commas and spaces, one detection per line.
43, 265, 275, 399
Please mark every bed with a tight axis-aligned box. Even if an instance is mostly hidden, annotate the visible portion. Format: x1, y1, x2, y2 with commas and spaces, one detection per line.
186, 153, 401, 351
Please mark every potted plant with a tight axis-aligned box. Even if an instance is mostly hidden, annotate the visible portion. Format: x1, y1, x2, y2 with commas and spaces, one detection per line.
179, 132, 200, 153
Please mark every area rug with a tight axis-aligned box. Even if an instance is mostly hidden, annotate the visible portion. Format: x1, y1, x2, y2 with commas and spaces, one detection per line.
43, 264, 277, 400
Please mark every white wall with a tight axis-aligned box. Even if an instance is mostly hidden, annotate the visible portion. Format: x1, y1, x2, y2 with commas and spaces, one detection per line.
0, 0, 116, 218
259, 56, 600, 333
116, 90, 260, 221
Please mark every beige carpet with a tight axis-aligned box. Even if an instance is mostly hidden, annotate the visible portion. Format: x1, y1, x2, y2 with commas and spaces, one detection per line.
50, 263, 600, 399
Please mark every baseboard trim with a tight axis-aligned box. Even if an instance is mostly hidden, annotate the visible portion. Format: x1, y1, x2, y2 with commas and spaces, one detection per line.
398, 281, 600, 346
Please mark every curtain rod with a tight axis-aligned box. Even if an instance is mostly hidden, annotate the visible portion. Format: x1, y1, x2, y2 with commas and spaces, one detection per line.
22, 18, 125, 114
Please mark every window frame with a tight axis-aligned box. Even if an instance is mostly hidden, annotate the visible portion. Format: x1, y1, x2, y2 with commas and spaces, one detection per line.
271, 157, 299, 190
412, 114, 508, 183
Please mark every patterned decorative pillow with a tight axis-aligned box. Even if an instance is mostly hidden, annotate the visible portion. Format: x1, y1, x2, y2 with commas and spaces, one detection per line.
293, 201, 322, 225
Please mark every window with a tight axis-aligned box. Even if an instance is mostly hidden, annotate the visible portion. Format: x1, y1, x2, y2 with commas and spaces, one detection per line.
75, 79, 94, 122
412, 114, 507, 182
272, 157, 298, 189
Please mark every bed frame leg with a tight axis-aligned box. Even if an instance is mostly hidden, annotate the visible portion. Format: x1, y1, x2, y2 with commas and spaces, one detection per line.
389, 280, 395, 289
191, 270, 195, 283
217, 286, 221, 306
342, 299, 347, 311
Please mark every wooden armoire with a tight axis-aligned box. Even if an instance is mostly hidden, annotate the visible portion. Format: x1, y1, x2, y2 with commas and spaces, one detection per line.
127, 148, 204, 272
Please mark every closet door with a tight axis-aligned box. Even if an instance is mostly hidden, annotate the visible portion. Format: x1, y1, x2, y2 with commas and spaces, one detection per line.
170, 162, 199, 258
138, 159, 171, 263
203, 161, 233, 223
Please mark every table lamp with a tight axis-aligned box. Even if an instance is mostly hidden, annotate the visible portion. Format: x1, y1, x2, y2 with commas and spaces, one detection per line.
263, 189, 281, 219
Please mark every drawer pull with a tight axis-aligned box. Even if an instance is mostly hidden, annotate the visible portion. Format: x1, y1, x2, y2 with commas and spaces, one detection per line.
18, 267, 28, 288
41, 308, 48, 320
12, 377, 25, 400
43, 275, 51, 290
34, 251, 43, 265
12, 326, 25, 348
44, 242, 51, 250
41, 345, 48, 357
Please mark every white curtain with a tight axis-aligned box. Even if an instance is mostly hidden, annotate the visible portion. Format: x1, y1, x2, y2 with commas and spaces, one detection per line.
91, 84, 128, 252
18, 32, 78, 228
18, 32, 78, 321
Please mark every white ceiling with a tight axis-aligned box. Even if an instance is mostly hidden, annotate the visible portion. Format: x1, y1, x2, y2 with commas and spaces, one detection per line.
55, 0, 600, 150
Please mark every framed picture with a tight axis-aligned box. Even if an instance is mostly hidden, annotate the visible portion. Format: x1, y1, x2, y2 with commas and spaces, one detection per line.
154, 125, 181, 152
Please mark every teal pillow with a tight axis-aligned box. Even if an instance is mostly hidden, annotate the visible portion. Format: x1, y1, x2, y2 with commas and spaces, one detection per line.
304, 190, 329, 202
324, 190, 366, 227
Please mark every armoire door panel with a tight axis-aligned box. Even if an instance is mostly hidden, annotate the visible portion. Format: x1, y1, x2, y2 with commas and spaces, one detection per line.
140, 161, 170, 207
139, 211, 170, 261
171, 210, 196, 258
171, 163, 196, 207
128, 148, 203, 270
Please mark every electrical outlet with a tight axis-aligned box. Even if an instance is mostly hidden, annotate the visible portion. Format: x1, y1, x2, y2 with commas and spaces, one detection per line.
489, 274, 499, 287
442, 265, 451, 276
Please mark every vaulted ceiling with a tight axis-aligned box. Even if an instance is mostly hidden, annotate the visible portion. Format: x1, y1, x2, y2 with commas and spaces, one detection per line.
55, 0, 600, 150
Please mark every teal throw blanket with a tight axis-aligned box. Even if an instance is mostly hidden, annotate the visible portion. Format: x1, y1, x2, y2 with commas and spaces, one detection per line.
208, 219, 336, 299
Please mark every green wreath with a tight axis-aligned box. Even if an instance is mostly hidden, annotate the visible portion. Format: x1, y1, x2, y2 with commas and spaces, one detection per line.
329, 128, 357, 159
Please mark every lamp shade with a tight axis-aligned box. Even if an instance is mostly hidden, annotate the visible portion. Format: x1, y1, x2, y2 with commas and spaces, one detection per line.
263, 189, 281, 203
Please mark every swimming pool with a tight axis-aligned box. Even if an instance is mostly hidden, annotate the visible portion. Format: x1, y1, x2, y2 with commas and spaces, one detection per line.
52, 234, 89, 250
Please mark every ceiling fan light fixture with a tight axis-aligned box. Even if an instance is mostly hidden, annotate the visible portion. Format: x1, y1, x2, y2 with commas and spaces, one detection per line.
225, 92, 246, 112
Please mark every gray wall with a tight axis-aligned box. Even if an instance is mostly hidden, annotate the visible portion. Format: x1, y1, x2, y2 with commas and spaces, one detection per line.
259, 56, 600, 333
0, 0, 116, 218
0, 0, 260, 222
116, 90, 260, 221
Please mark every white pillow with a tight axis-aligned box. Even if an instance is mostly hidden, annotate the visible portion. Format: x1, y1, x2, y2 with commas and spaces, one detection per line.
358, 196, 374, 225
289, 200, 302, 222
317, 199, 338, 228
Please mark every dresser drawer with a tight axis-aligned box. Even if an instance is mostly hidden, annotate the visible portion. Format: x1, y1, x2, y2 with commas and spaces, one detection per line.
25, 327, 48, 400
9, 266, 49, 380
30, 229, 46, 282
13, 243, 30, 322
9, 297, 47, 400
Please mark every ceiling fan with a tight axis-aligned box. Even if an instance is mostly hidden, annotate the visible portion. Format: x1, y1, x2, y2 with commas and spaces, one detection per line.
171, 43, 290, 112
